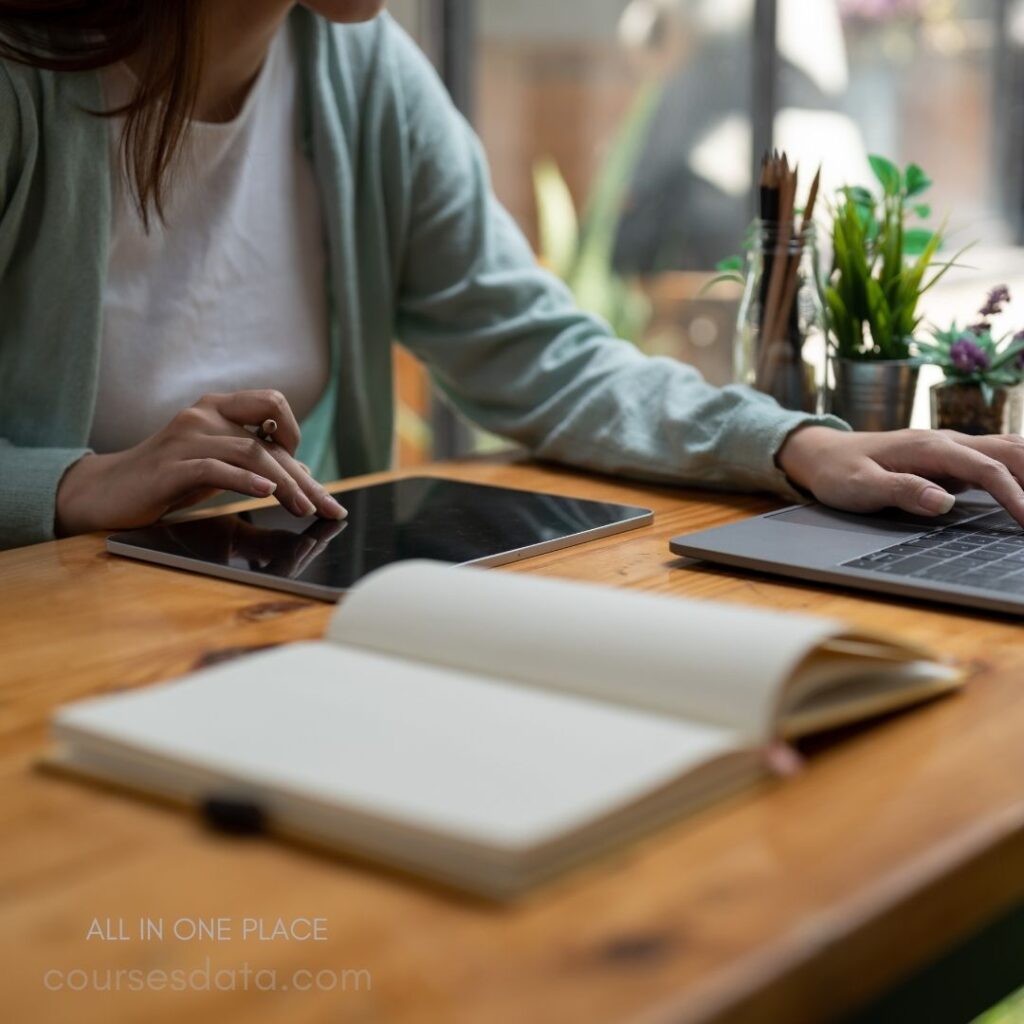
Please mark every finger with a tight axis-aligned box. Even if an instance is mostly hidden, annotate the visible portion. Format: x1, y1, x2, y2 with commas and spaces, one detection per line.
874, 468, 957, 518
166, 459, 279, 505
198, 434, 317, 517
189, 432, 343, 520
897, 437, 1024, 525
267, 445, 347, 521
226, 435, 345, 519
950, 434, 1024, 488
827, 460, 956, 517
305, 516, 348, 545
204, 390, 302, 454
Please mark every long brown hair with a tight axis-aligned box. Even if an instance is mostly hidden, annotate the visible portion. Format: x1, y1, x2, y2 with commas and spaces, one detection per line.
0, 1, 207, 226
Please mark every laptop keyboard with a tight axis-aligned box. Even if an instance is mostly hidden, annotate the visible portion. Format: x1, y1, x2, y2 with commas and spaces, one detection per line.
842, 510, 1024, 593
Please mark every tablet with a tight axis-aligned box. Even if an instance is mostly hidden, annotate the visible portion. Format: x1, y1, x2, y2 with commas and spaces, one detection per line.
106, 476, 653, 600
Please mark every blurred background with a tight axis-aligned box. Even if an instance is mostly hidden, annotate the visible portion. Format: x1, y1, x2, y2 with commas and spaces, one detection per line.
385, 0, 1024, 462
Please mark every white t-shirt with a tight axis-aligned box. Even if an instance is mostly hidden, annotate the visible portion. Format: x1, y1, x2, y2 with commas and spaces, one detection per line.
89, 27, 330, 454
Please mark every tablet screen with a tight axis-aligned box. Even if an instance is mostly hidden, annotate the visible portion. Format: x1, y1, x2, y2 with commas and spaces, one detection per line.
106, 477, 652, 598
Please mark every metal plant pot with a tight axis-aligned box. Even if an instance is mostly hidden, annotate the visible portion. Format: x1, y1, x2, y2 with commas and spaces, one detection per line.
829, 358, 920, 431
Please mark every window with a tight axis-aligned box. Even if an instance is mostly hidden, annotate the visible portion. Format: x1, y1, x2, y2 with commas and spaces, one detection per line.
389, 0, 1024, 449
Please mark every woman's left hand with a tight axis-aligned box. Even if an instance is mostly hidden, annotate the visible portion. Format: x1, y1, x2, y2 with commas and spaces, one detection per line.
777, 426, 1024, 525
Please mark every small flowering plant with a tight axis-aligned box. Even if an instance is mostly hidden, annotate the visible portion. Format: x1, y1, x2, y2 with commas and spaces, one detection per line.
915, 285, 1024, 406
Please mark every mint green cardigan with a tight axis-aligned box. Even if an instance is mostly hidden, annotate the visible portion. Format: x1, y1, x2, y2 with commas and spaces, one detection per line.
0, 9, 846, 549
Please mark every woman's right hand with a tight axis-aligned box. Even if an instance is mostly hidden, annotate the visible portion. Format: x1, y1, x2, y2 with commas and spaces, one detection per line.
55, 390, 347, 536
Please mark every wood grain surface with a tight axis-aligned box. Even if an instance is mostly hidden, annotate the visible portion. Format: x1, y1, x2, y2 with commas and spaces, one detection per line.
2, 459, 1023, 1024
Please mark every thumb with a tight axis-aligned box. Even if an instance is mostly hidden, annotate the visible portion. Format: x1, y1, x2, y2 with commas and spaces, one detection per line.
882, 471, 956, 517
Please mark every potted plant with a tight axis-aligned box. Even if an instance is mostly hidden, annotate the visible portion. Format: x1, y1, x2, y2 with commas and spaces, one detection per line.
916, 285, 1024, 435
823, 155, 961, 430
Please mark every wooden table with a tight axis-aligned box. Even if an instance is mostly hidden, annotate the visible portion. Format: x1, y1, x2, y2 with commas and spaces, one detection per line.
3, 459, 1024, 1024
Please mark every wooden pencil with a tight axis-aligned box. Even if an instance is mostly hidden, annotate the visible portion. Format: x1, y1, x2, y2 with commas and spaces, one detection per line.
769, 165, 821, 355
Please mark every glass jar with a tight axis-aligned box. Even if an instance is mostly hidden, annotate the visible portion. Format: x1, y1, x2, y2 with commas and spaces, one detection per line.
930, 381, 1024, 435
734, 220, 824, 413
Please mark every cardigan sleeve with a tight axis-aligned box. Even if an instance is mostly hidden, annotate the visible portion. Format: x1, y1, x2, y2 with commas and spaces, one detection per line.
0, 442, 92, 549
0, 63, 92, 550
386, 21, 849, 497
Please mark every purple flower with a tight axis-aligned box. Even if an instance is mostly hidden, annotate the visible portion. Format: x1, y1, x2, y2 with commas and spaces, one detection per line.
979, 284, 1011, 318
950, 335, 990, 373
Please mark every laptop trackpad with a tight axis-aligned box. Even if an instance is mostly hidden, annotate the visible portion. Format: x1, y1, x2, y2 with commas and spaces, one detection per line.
769, 491, 997, 536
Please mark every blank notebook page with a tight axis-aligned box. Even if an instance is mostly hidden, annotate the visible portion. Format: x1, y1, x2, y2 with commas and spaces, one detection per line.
54, 643, 736, 850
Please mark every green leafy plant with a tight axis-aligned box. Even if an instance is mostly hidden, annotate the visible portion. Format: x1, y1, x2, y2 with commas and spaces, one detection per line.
824, 155, 966, 361
974, 984, 1024, 1024
702, 245, 750, 292
915, 285, 1024, 406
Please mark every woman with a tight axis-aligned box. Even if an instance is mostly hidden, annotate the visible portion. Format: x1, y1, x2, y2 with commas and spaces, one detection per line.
1, 0, 1022, 551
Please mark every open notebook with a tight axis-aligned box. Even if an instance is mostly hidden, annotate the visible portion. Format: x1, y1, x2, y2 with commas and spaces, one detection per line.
49, 561, 961, 899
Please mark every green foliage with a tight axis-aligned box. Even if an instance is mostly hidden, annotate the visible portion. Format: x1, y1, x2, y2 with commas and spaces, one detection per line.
904, 163, 932, 197
902, 228, 935, 256
533, 158, 579, 281
532, 84, 660, 344
868, 154, 901, 196
916, 326, 1024, 381
916, 285, 1024, 404
698, 255, 745, 294
972, 983, 1024, 1023
824, 155, 966, 361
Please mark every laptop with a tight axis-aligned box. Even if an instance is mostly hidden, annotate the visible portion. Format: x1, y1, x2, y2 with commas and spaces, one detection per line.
670, 490, 1024, 615
107, 476, 653, 601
